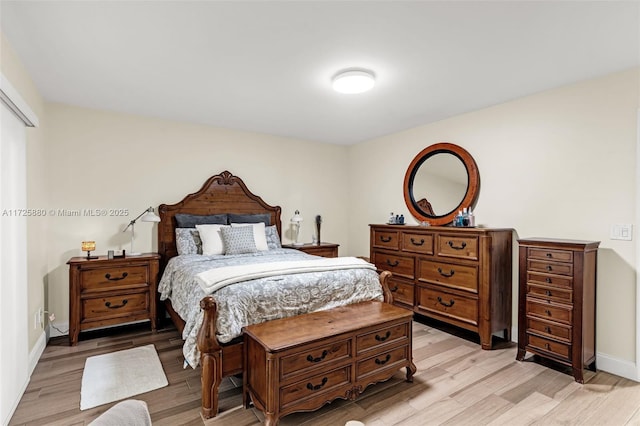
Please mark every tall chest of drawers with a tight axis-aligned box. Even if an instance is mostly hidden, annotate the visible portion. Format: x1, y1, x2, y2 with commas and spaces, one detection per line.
369, 224, 513, 349
516, 238, 599, 383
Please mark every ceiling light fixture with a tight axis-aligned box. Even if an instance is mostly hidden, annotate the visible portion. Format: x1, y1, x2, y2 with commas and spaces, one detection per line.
332, 69, 375, 94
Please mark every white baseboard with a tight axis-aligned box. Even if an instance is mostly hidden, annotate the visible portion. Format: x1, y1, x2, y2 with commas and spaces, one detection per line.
28, 330, 46, 376
597, 352, 638, 381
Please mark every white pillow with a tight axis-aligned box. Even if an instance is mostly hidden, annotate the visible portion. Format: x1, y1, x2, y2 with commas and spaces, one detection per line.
195, 224, 229, 255
230, 222, 269, 251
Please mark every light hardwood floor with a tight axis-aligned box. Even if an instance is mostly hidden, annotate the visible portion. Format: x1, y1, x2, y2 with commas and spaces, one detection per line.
9, 319, 640, 426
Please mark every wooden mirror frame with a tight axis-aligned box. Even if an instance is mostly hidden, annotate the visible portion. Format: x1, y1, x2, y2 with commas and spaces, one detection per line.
403, 142, 480, 226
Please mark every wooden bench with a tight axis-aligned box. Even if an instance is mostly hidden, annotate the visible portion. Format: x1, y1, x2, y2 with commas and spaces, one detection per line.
243, 301, 417, 426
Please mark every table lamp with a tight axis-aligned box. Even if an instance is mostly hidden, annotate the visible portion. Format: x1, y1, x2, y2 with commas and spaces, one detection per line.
122, 207, 161, 256
81, 241, 98, 260
290, 210, 303, 246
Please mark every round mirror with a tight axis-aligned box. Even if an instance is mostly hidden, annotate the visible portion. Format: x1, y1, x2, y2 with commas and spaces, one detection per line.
403, 142, 480, 226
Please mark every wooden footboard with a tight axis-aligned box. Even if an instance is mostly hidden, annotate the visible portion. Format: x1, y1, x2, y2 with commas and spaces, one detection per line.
196, 270, 394, 419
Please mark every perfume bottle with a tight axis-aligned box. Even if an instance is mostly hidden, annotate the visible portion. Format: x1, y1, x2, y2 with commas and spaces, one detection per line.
388, 212, 396, 224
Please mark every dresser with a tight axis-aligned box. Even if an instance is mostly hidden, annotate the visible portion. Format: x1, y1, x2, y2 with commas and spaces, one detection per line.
68, 253, 160, 346
369, 224, 513, 349
516, 238, 599, 383
243, 301, 415, 426
281, 242, 339, 258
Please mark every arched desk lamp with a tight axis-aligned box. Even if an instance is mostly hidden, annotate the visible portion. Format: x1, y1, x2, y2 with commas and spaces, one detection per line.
122, 207, 161, 256
290, 210, 304, 246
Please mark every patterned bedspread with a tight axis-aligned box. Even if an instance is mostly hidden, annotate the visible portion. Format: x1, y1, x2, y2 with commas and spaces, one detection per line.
158, 248, 383, 368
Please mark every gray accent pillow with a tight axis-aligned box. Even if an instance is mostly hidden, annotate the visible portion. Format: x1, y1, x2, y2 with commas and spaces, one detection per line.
175, 228, 202, 255
265, 225, 282, 249
175, 213, 228, 228
220, 226, 258, 255
228, 213, 271, 225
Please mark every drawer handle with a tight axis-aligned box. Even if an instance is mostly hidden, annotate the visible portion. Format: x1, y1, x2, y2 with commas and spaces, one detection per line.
105, 272, 128, 281
437, 296, 455, 308
375, 354, 392, 365
437, 267, 455, 278
386, 259, 400, 267
546, 253, 552, 258
544, 326, 552, 333
306, 350, 329, 363
447, 240, 467, 250
410, 238, 425, 246
105, 299, 128, 309
306, 377, 328, 391
390, 286, 399, 292
545, 277, 552, 283
546, 265, 553, 271
544, 343, 551, 350
545, 290, 552, 296
545, 309, 552, 316
375, 331, 391, 342
380, 236, 392, 243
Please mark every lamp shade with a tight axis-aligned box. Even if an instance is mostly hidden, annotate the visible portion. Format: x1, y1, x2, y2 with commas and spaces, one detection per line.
140, 209, 161, 223
81, 241, 96, 251
291, 210, 303, 223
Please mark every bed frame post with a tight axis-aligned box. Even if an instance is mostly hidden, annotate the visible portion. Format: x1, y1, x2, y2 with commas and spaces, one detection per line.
198, 296, 223, 419
379, 270, 394, 305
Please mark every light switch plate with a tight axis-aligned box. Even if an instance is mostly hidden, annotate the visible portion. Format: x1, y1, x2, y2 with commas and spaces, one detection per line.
610, 224, 633, 241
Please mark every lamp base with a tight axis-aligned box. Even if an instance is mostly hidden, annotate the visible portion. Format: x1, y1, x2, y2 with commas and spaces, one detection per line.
292, 242, 304, 246
85, 251, 98, 260
127, 252, 143, 256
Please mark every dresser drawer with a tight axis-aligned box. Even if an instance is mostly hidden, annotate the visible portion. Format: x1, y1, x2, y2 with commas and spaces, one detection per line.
82, 292, 149, 321
527, 272, 573, 289
437, 234, 478, 261
527, 260, 573, 276
356, 345, 409, 379
356, 322, 409, 354
527, 283, 572, 304
526, 299, 572, 325
280, 339, 351, 380
527, 317, 571, 342
401, 232, 434, 255
527, 334, 571, 360
81, 265, 149, 292
528, 248, 573, 263
418, 259, 478, 293
372, 252, 414, 279
280, 365, 351, 408
388, 277, 414, 308
372, 230, 400, 250
416, 285, 478, 326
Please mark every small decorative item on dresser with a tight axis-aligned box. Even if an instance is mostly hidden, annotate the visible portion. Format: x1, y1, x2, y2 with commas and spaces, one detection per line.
81, 241, 98, 260
290, 210, 303, 246
315, 214, 322, 245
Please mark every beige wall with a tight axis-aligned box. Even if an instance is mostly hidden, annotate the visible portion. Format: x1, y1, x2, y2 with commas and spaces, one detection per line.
43, 104, 350, 328
348, 68, 639, 364
1, 32, 48, 351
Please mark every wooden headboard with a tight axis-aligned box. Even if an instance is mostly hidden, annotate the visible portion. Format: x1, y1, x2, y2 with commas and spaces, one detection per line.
157, 171, 282, 268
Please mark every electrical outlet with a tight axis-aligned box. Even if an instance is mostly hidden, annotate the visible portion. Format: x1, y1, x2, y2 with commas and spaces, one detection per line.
34, 311, 39, 329
38, 307, 44, 329
611, 224, 633, 241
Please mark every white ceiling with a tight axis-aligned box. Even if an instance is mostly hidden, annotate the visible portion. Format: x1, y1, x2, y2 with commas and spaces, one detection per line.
2, 1, 638, 145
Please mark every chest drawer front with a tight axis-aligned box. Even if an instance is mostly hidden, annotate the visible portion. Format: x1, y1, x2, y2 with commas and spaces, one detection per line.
372, 230, 400, 250
356, 345, 409, 379
527, 334, 571, 360
81, 265, 149, 291
417, 285, 478, 326
437, 234, 479, 261
280, 339, 351, 379
401, 233, 434, 255
280, 365, 351, 407
82, 292, 149, 321
528, 260, 573, 276
527, 272, 573, 289
527, 284, 572, 304
388, 278, 414, 308
527, 317, 571, 342
372, 252, 415, 279
528, 248, 573, 263
526, 299, 572, 325
356, 322, 409, 354
418, 259, 478, 293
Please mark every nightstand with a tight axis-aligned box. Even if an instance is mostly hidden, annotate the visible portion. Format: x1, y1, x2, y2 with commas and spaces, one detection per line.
282, 242, 339, 258
67, 253, 160, 346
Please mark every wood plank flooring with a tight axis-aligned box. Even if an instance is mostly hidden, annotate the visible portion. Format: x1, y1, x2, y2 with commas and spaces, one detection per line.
8, 319, 640, 425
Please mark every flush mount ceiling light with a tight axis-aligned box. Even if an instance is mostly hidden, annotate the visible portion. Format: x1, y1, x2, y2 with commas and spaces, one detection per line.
332, 69, 376, 94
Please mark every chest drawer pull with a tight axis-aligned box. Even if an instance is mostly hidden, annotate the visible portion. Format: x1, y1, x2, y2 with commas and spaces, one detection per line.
375, 354, 392, 365
380, 236, 392, 243
447, 240, 467, 250
545, 290, 552, 296
375, 331, 391, 342
546, 265, 553, 271
306, 350, 329, 363
545, 326, 552, 333
105, 272, 128, 281
386, 259, 400, 267
544, 343, 551, 350
306, 377, 328, 391
437, 267, 455, 278
545, 309, 551, 316
437, 296, 455, 308
390, 285, 399, 292
104, 299, 128, 309
546, 253, 552, 258
410, 238, 425, 246
545, 277, 552, 283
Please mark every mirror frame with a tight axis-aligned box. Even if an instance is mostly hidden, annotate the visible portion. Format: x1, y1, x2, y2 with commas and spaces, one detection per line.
403, 142, 480, 226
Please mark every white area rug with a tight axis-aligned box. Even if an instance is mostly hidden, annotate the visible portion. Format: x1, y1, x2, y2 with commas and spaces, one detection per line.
80, 344, 168, 410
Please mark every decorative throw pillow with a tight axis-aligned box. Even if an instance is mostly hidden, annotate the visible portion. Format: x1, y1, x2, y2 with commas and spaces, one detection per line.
230, 222, 268, 251
175, 213, 228, 228
175, 228, 202, 255
227, 213, 271, 225
195, 224, 229, 255
220, 226, 258, 255
265, 225, 282, 250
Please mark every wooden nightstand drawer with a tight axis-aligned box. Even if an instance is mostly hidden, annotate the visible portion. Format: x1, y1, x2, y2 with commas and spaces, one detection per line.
282, 243, 339, 258
82, 292, 149, 322
81, 265, 149, 292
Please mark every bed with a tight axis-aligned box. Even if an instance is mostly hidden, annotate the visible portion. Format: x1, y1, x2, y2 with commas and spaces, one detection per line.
156, 171, 393, 419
